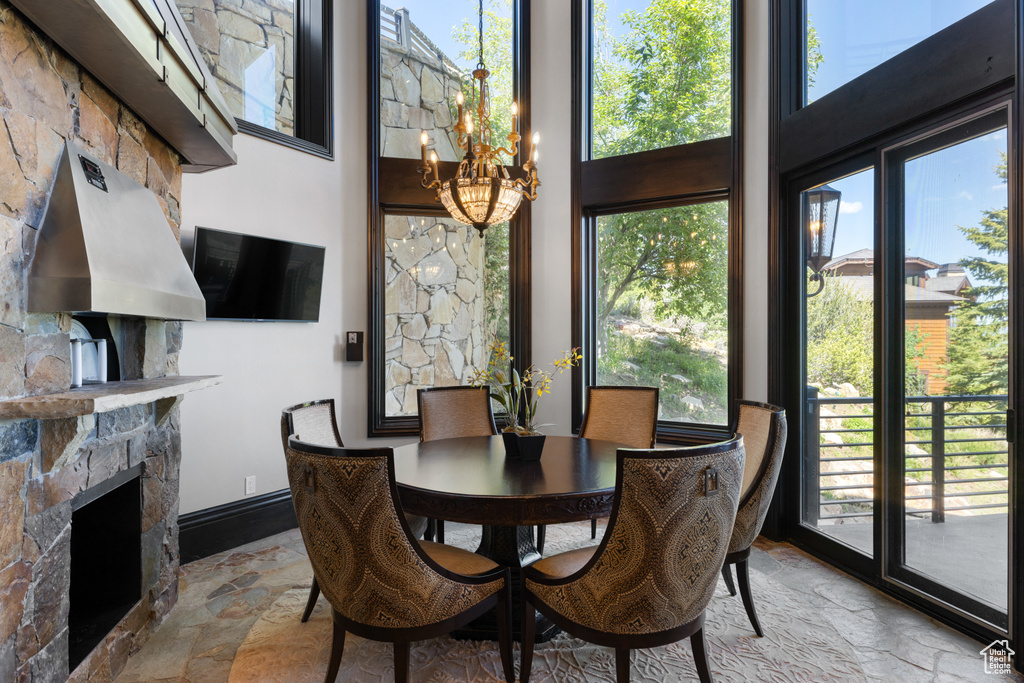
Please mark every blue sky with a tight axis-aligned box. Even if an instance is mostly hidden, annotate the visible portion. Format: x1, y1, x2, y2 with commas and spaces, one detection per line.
826, 128, 1007, 286
807, 0, 993, 101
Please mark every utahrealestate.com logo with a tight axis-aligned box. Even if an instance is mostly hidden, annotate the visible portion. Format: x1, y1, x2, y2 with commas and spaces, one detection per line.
981, 640, 1014, 675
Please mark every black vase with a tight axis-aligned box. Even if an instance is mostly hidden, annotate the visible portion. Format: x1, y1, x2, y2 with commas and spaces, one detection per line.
502, 431, 546, 461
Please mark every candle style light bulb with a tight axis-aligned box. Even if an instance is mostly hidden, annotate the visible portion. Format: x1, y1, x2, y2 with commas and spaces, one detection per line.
456, 91, 464, 105
420, 131, 428, 146
420, 131, 428, 165
511, 101, 519, 116
466, 116, 473, 135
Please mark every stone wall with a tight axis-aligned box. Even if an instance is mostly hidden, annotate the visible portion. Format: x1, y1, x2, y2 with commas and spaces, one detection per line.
0, 2, 187, 680
379, 8, 465, 161
380, 12, 500, 416
176, 0, 295, 137
383, 215, 488, 416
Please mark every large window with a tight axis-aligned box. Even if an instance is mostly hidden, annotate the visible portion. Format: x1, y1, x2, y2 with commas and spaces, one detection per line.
574, 0, 739, 437
176, 0, 332, 155
591, 0, 731, 158
369, 0, 529, 435
772, 0, 1019, 656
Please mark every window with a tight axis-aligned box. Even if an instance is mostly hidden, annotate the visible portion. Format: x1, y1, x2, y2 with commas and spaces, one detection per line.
591, 0, 732, 159
175, 0, 332, 156
804, 0, 994, 104
574, 0, 740, 438
369, 0, 529, 435
594, 202, 730, 425
772, 0, 1018, 652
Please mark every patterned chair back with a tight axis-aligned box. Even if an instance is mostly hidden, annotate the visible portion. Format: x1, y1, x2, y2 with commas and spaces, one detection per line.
417, 386, 498, 442
281, 399, 342, 449
284, 438, 503, 629
579, 386, 659, 448
526, 436, 745, 635
729, 401, 787, 554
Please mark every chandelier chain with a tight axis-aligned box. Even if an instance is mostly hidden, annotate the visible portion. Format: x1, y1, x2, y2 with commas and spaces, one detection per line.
477, 0, 485, 69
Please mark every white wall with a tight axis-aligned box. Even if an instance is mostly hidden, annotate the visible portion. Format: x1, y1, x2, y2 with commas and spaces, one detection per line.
177, 1, 772, 514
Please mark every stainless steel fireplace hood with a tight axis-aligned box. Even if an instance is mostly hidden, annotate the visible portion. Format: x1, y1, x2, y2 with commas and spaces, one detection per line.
27, 142, 206, 321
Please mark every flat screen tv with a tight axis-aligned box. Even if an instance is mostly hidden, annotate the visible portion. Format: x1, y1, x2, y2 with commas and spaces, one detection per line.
191, 227, 325, 322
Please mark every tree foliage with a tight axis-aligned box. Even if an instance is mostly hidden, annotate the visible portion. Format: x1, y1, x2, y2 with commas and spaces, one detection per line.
591, 0, 732, 332
946, 156, 1009, 397
806, 275, 873, 391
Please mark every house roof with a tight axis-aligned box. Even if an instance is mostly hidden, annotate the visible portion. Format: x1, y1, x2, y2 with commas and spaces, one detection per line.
829, 275, 966, 306
924, 274, 971, 296
823, 249, 941, 274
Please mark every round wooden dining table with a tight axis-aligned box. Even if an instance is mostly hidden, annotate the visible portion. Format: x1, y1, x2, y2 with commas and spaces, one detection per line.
393, 434, 624, 642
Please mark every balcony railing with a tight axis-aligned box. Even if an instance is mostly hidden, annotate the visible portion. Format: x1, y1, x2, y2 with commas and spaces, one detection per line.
806, 387, 1009, 525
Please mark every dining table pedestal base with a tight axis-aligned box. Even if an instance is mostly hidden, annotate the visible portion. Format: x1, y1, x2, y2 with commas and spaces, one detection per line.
451, 524, 560, 643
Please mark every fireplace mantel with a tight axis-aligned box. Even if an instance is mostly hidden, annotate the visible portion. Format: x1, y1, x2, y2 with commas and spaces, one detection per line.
0, 375, 223, 420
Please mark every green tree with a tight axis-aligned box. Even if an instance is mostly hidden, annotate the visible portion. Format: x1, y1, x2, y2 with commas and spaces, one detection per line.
946, 156, 1008, 397
591, 0, 732, 334
806, 275, 873, 392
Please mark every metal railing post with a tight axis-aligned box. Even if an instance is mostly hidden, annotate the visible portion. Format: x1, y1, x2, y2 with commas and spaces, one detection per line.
805, 386, 821, 526
930, 397, 946, 523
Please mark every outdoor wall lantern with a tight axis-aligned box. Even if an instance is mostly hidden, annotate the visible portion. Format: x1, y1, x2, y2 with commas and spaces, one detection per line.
804, 184, 841, 297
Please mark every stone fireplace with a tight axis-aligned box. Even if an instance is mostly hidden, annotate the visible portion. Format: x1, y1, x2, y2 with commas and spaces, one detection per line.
0, 2, 201, 680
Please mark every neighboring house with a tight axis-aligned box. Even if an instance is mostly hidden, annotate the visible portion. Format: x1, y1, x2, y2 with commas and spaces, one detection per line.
822, 250, 970, 394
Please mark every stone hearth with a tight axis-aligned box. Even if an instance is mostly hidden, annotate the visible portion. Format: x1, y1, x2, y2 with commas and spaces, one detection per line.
0, 1, 191, 680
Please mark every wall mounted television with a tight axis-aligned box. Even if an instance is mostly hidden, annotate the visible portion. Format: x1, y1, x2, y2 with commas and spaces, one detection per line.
190, 226, 326, 322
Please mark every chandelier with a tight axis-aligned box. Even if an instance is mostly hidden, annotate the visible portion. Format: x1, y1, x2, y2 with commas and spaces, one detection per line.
418, 0, 540, 236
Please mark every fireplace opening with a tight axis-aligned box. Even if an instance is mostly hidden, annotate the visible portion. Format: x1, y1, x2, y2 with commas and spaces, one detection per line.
69, 465, 143, 671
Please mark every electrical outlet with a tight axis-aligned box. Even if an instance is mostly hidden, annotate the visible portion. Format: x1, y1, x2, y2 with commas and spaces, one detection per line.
244, 475, 256, 496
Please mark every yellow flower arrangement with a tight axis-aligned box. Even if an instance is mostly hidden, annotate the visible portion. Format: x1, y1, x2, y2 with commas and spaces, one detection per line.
470, 338, 582, 435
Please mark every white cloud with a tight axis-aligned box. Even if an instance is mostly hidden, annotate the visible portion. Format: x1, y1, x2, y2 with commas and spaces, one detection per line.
839, 200, 863, 214
957, 191, 974, 201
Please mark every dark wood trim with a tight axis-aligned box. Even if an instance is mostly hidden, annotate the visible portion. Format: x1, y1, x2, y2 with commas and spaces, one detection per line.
570, 0, 587, 433
509, 0, 533, 387
779, 0, 1014, 174
580, 137, 732, 208
1013, 1, 1023, 669
728, 0, 745, 430
235, 120, 333, 160
368, 1, 533, 437
179, 489, 297, 564
294, 0, 333, 155
367, 0, 387, 437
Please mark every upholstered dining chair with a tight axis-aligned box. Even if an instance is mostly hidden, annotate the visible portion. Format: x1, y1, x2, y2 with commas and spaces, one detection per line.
416, 386, 498, 544
281, 399, 429, 623
285, 438, 515, 683
521, 435, 745, 683
719, 400, 787, 637
536, 386, 659, 554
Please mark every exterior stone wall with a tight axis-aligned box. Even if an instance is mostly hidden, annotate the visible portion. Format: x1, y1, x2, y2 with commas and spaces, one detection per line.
383, 216, 488, 415
176, 0, 295, 136
379, 7, 465, 161
380, 11, 498, 416
0, 3, 187, 680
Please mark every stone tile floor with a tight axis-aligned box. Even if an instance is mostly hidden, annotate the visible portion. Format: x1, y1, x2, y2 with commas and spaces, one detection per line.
113, 525, 1023, 683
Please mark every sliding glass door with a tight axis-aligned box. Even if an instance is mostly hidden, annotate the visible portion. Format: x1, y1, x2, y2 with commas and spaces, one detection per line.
792, 107, 1014, 630
884, 109, 1011, 627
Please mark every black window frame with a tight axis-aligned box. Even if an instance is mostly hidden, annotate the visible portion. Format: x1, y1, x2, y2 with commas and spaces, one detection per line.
366, 0, 533, 437
227, 0, 334, 158
571, 0, 744, 444
768, 0, 1023, 666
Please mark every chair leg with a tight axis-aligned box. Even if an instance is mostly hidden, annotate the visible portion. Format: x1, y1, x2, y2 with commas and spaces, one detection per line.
323, 615, 345, 683
536, 525, 546, 555
690, 627, 714, 683
424, 518, 436, 542
436, 519, 445, 544
302, 576, 321, 623
591, 517, 598, 539
720, 563, 736, 596
496, 579, 515, 683
736, 558, 764, 637
521, 596, 537, 683
393, 642, 410, 683
615, 647, 630, 683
